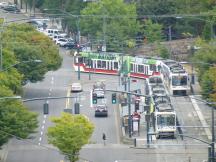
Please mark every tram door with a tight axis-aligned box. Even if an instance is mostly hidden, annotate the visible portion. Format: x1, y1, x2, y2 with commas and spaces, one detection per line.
92, 59, 97, 69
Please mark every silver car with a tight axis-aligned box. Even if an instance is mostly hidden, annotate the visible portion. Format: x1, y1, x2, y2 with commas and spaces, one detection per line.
93, 88, 105, 98
71, 83, 82, 93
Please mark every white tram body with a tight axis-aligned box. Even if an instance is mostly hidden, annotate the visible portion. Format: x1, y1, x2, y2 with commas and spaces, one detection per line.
153, 95, 176, 138
129, 56, 161, 78
160, 60, 189, 95
73, 52, 120, 75
73, 52, 161, 78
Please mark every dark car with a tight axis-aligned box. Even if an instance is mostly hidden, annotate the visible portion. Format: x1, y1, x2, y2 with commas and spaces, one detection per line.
63, 42, 76, 49
3, 5, 20, 13
95, 105, 108, 117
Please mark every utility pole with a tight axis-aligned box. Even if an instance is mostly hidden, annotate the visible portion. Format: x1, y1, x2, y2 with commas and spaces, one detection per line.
76, 16, 81, 80
127, 76, 132, 138
0, 44, 2, 71
168, 26, 172, 41
211, 104, 215, 162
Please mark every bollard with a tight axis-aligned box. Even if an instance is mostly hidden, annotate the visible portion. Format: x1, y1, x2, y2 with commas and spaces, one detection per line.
134, 138, 136, 147
208, 146, 211, 162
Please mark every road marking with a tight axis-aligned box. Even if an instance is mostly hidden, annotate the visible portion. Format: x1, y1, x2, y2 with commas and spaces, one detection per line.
190, 96, 211, 140
39, 137, 42, 141
42, 125, 44, 130
114, 104, 120, 144
44, 115, 47, 118
38, 143, 41, 145
49, 92, 51, 96
65, 88, 71, 109
51, 76, 54, 84
40, 131, 43, 135
43, 120, 46, 124
49, 88, 52, 92
90, 90, 93, 108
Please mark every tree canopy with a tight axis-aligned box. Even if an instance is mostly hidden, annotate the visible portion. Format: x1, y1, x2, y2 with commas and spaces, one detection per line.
80, 0, 140, 51
0, 22, 62, 147
47, 113, 94, 162
192, 38, 216, 101
0, 86, 38, 147
2, 23, 62, 83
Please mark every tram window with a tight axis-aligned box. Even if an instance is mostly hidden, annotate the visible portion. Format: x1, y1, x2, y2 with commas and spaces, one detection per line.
130, 63, 134, 72
102, 61, 106, 68
150, 64, 156, 71
78, 57, 83, 63
114, 62, 118, 70
86, 59, 91, 67
97, 60, 102, 68
172, 76, 187, 86
138, 65, 144, 73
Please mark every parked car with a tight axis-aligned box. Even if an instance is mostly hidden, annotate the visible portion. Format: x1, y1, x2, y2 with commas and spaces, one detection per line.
94, 104, 108, 117
3, 4, 20, 13
52, 35, 64, 43
56, 38, 68, 47
71, 83, 82, 93
0, 2, 9, 8
63, 42, 76, 49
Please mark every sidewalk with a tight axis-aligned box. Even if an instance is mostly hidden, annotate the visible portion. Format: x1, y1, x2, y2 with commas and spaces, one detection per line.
119, 103, 156, 148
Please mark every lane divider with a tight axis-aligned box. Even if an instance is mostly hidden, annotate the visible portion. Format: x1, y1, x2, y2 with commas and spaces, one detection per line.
90, 90, 93, 108
65, 88, 71, 109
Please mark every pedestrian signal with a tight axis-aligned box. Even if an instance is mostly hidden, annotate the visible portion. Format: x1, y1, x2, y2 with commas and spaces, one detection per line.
135, 100, 139, 110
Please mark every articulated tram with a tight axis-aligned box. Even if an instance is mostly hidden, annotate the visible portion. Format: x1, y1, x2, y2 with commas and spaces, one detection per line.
160, 60, 189, 95
74, 52, 161, 79
153, 95, 176, 138
146, 76, 177, 138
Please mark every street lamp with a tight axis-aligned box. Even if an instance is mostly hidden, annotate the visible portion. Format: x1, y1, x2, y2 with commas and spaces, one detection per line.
0, 59, 42, 72
0, 96, 21, 100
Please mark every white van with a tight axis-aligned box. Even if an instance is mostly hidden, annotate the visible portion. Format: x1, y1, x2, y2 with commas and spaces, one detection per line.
44, 28, 60, 38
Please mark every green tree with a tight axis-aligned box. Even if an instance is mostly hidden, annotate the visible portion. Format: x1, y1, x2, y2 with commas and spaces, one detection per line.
192, 38, 216, 100
80, 0, 139, 51
200, 67, 216, 101
0, 86, 38, 147
47, 113, 94, 162
156, 43, 170, 59
142, 19, 164, 43
2, 23, 62, 83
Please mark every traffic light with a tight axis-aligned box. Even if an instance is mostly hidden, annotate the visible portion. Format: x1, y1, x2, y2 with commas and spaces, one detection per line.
92, 93, 97, 104
43, 103, 49, 115
102, 133, 106, 140
76, 44, 80, 53
74, 103, 80, 114
112, 93, 117, 104
135, 100, 139, 111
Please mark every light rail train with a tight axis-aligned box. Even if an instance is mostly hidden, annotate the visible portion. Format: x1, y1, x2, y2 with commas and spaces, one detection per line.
160, 60, 189, 95
146, 76, 177, 138
73, 52, 161, 79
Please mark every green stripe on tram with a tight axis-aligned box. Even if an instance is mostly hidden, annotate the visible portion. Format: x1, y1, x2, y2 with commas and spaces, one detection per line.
80, 52, 120, 60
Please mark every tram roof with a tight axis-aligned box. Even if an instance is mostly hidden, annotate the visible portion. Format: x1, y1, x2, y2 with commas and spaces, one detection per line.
155, 103, 173, 112
162, 59, 186, 73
